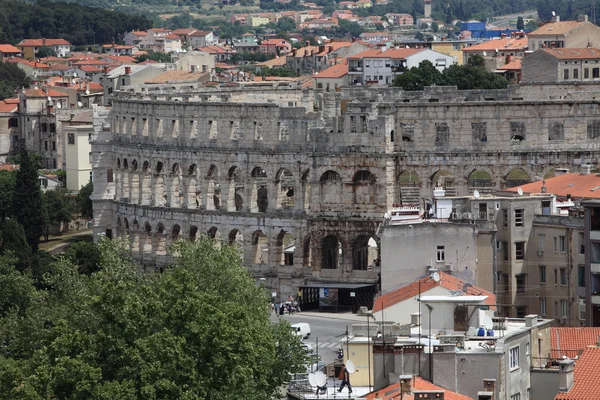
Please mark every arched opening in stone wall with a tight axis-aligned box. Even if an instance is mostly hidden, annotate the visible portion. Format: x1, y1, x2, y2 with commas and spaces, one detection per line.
189, 226, 198, 242
155, 162, 166, 207
228, 166, 245, 212
353, 170, 376, 204
505, 168, 531, 188
187, 164, 199, 209
352, 235, 379, 271
319, 170, 343, 206
156, 223, 167, 256
322, 235, 342, 269
116, 216, 122, 238
206, 165, 220, 211
251, 167, 268, 213
228, 229, 244, 257
143, 222, 152, 254
131, 160, 139, 204
303, 234, 312, 267
170, 163, 182, 208
397, 170, 420, 205
208, 226, 221, 249
142, 161, 151, 205
172, 224, 181, 241
252, 230, 268, 264
467, 170, 493, 193
131, 220, 140, 252
544, 168, 555, 179
301, 169, 311, 212
122, 158, 130, 200
276, 230, 295, 266
275, 168, 295, 210
431, 169, 456, 195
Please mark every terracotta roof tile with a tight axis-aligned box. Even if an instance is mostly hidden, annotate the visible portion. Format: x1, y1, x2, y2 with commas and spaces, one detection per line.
23, 87, 69, 97
8, 57, 50, 69
555, 347, 600, 399
0, 44, 20, 53
18, 38, 70, 46
256, 56, 287, 67
349, 47, 424, 59
462, 37, 528, 52
507, 172, 600, 199
542, 47, 600, 60
145, 70, 208, 84
0, 98, 18, 113
530, 20, 586, 36
373, 271, 496, 313
551, 328, 600, 359
173, 28, 198, 35
365, 377, 474, 400
315, 60, 348, 78
498, 58, 522, 70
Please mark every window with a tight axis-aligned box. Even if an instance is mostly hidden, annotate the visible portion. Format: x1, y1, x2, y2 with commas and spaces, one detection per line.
436, 245, 445, 262
540, 298, 547, 316
561, 300, 568, 318
8, 117, 18, 128
579, 232, 585, 254
585, 68, 590, 79
52, 141, 56, 151
594, 68, 600, 78
516, 274, 526, 294
503, 209, 508, 227
541, 200, 551, 215
554, 236, 558, 252
559, 235, 566, 252
554, 269, 558, 285
44, 141, 48, 150
574, 69, 579, 79
538, 234, 545, 251
526, 342, 530, 355
49, 123, 56, 133
107, 168, 114, 183
510, 393, 521, 400
516, 305, 527, 317
579, 265, 586, 288
42, 122, 47, 132
560, 268, 567, 285
564, 69, 569, 80
68, 133, 75, 144
503, 241, 509, 261
509, 346, 520, 370
539, 265, 546, 283
514, 209, 524, 227
515, 242, 525, 260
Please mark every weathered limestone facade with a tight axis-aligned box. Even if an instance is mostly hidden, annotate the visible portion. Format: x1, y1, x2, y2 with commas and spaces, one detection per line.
93, 82, 600, 299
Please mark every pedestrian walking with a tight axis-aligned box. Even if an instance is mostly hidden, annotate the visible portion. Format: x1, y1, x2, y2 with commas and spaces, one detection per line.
337, 367, 352, 394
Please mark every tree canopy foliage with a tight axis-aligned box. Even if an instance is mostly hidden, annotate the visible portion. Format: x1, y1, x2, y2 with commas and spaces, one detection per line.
0, 61, 29, 100
12, 151, 44, 252
393, 60, 509, 91
0, 239, 307, 399
135, 51, 172, 63
0, 0, 151, 46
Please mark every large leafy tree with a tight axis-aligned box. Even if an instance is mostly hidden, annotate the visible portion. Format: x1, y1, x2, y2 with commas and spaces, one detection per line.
42, 188, 75, 240
77, 181, 94, 220
0, 170, 16, 221
0, 61, 29, 100
11, 151, 44, 251
393, 60, 443, 91
0, 239, 307, 399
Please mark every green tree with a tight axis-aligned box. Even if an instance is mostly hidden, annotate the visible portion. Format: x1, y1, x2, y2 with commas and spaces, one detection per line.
135, 51, 172, 63
0, 254, 36, 317
42, 188, 75, 240
442, 64, 509, 89
431, 21, 439, 32
516, 16, 525, 30
393, 60, 443, 90
64, 241, 101, 275
0, 239, 307, 399
11, 151, 44, 251
0, 170, 16, 221
0, 219, 34, 274
77, 181, 94, 220
467, 53, 485, 67
36, 46, 57, 58
525, 19, 538, 31
0, 61, 29, 100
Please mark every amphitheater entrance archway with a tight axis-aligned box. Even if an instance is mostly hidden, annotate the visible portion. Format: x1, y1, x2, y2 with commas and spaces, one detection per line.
275, 168, 295, 210
251, 167, 268, 213
467, 169, 494, 193
276, 230, 295, 266
252, 230, 268, 264
352, 235, 379, 271
505, 168, 531, 188
322, 235, 342, 270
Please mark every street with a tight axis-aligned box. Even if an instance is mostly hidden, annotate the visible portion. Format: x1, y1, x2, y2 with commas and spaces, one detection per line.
271, 312, 362, 365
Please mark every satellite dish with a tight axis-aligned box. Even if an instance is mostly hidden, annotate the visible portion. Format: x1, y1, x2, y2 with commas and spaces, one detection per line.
77, 101, 83, 108
47, 96, 52, 101
473, 189, 480, 199
462, 282, 473, 291
517, 187, 524, 196
73, 72, 77, 77
482, 51, 487, 57
345, 360, 356, 374
56, 102, 62, 109
432, 272, 440, 282
71, 79, 76, 84
314, 371, 327, 387
308, 373, 317, 387
552, 10, 556, 16
85, 89, 90, 95
483, 315, 493, 331
406, 45, 409, 48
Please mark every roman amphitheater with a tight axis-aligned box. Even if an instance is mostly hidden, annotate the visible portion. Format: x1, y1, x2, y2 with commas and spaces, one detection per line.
92, 81, 600, 299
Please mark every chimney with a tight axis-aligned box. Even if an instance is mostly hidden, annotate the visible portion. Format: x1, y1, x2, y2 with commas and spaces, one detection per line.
328, 45, 333, 53
319, 45, 325, 53
305, 40, 309, 47
103, 66, 109, 74
581, 164, 591, 175
399, 375, 412, 394
125, 66, 131, 75
43, 38, 46, 46
524, 314, 538, 328
412, 390, 444, 399
292, 48, 297, 57
558, 359, 575, 393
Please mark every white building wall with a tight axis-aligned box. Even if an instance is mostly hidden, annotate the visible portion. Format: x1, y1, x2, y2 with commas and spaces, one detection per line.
406, 49, 455, 71
373, 285, 448, 323
65, 125, 92, 191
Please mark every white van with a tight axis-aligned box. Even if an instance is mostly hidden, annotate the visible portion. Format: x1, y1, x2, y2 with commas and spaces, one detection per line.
291, 323, 311, 339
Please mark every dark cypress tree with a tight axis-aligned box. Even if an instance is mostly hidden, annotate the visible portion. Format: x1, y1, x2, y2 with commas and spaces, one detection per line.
12, 151, 44, 251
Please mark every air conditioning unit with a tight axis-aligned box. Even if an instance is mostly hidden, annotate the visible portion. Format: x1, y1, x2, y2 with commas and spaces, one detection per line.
444, 264, 453, 271
537, 249, 544, 256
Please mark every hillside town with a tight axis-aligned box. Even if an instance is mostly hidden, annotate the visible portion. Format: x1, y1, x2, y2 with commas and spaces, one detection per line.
5, 1, 600, 398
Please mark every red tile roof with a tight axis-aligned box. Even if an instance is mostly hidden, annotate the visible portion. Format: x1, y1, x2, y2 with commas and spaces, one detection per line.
188, 30, 212, 37
0, 163, 19, 171
0, 44, 20, 53
79, 65, 103, 73
8, 57, 50, 69
23, 87, 69, 97
555, 347, 600, 400
315, 60, 348, 78
498, 58, 522, 70
530, 20, 586, 36
18, 38, 70, 47
164, 34, 181, 40
365, 377, 474, 400
551, 328, 600, 359
462, 37, 528, 52
349, 47, 424, 59
72, 59, 110, 66
0, 98, 18, 113
507, 172, 600, 199
173, 28, 198, 35
541, 47, 600, 60
373, 271, 496, 313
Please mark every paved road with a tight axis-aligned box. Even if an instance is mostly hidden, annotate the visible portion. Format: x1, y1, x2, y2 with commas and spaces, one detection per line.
272, 313, 358, 365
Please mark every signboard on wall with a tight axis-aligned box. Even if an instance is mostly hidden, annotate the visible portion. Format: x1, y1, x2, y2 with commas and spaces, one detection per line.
319, 288, 338, 307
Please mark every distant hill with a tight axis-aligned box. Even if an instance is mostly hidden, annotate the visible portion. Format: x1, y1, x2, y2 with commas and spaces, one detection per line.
0, 0, 152, 46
